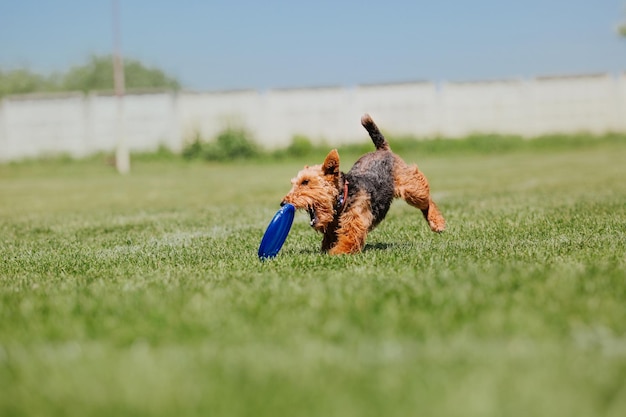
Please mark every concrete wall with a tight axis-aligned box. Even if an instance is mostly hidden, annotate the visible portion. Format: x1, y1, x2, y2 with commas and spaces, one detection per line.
1, 73, 624, 162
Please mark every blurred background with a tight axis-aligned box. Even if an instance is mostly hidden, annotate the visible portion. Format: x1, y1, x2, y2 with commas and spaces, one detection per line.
1, 0, 626, 164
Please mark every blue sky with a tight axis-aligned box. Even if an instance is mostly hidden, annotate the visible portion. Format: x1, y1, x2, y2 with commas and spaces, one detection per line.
1, 0, 625, 91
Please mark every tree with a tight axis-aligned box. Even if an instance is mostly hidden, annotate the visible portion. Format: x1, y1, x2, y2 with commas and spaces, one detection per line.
0, 69, 57, 97
62, 55, 180, 93
0, 55, 180, 97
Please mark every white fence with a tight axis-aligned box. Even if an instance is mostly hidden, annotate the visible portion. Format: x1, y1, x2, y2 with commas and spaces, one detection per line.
1, 73, 624, 162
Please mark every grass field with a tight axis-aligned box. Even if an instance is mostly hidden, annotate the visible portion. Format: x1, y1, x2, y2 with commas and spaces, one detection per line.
1, 138, 626, 417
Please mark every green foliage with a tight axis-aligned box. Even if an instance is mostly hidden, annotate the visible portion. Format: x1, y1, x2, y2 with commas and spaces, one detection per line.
1, 140, 626, 416
62, 55, 180, 93
182, 128, 260, 161
352, 132, 626, 157
0, 68, 57, 97
271, 135, 319, 160
286, 134, 315, 157
0, 55, 180, 97
235, 130, 626, 163
181, 131, 204, 160
131, 145, 178, 162
60, 55, 117, 93
207, 128, 259, 160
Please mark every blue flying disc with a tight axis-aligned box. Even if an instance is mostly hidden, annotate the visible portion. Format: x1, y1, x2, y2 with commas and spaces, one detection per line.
258, 203, 295, 259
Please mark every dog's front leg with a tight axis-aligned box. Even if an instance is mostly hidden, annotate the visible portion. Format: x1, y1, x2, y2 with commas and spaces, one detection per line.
327, 211, 371, 255
328, 228, 367, 254
321, 227, 338, 252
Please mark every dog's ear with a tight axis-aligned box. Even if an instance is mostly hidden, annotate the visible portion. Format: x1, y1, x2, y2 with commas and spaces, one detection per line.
322, 149, 340, 178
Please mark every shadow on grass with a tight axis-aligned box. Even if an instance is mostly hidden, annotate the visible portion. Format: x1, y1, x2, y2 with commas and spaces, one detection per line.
363, 242, 397, 252
283, 241, 409, 256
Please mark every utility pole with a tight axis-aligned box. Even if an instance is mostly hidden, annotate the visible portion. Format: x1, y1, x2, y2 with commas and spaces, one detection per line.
112, 0, 130, 174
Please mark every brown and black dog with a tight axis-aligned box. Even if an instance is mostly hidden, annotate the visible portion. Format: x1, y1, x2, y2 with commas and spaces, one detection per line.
281, 114, 445, 254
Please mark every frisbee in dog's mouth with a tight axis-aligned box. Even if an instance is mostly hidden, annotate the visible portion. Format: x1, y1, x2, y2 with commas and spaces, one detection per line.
258, 203, 295, 260
307, 206, 318, 227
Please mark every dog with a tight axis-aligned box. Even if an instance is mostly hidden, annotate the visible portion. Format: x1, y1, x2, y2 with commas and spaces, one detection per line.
281, 114, 445, 255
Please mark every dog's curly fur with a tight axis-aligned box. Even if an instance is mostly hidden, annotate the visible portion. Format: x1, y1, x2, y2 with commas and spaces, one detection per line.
281, 114, 445, 254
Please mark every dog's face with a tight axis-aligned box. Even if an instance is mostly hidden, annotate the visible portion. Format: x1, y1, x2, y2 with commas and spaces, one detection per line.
281, 149, 341, 232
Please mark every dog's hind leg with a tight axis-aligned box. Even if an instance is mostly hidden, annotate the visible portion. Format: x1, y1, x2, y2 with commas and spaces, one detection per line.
393, 157, 446, 233
420, 199, 446, 233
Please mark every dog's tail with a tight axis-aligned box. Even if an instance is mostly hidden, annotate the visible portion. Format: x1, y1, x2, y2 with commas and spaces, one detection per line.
361, 114, 390, 151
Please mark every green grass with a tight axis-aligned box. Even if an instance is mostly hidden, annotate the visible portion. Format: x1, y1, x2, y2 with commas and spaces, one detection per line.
1, 139, 626, 417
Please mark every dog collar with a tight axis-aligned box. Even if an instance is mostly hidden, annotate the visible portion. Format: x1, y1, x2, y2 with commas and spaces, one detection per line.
335, 179, 349, 214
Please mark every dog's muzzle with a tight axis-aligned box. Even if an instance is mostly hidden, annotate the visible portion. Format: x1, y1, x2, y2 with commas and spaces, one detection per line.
281, 200, 318, 228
